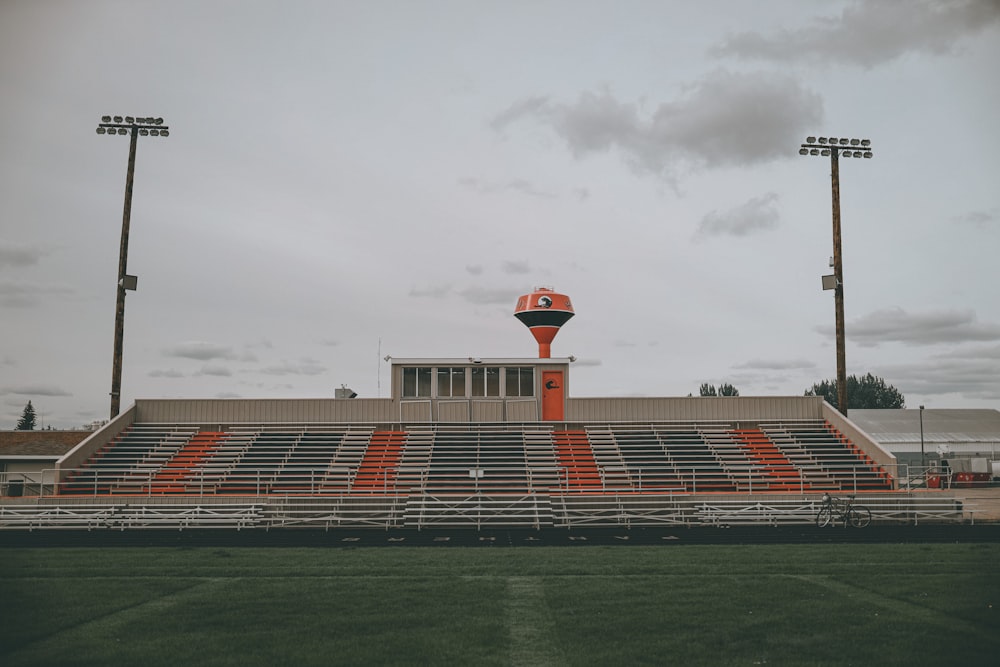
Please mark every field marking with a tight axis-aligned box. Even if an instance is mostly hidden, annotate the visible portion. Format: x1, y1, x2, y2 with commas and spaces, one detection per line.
788, 574, 996, 642
4, 578, 228, 658
506, 576, 566, 667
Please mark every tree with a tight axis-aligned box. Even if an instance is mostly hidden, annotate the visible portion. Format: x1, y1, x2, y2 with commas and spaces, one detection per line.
804, 373, 905, 410
699, 383, 740, 397
15, 401, 37, 430
717, 383, 740, 397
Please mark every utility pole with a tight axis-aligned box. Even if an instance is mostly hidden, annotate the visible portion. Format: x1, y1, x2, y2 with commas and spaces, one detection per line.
801, 136, 873, 417
96, 116, 169, 419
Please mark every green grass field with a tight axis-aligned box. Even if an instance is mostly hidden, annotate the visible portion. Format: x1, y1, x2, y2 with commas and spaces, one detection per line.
2, 543, 998, 666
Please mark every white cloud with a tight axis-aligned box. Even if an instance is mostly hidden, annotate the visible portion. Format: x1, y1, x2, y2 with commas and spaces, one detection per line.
734, 359, 818, 371
953, 209, 999, 227
456, 286, 520, 305
881, 352, 1000, 401
493, 70, 823, 180
710, 0, 1000, 68
258, 360, 327, 376
0, 241, 46, 269
163, 342, 240, 361
697, 193, 781, 238
0, 281, 75, 308
197, 365, 233, 377
409, 284, 452, 299
502, 260, 532, 275
149, 369, 184, 378
824, 307, 1000, 347
0, 385, 72, 397
459, 177, 554, 198
215, 392, 242, 399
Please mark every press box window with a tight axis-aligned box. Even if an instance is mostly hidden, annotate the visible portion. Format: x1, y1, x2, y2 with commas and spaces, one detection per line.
402, 367, 432, 398
505, 367, 534, 397
437, 367, 467, 397
471, 367, 501, 397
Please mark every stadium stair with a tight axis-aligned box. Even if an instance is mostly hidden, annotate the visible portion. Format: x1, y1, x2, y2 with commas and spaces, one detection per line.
732, 428, 807, 491
351, 430, 406, 494
552, 430, 604, 492
823, 422, 894, 489
145, 431, 227, 494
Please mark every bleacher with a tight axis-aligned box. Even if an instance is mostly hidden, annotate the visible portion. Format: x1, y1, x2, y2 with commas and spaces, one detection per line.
56, 419, 893, 498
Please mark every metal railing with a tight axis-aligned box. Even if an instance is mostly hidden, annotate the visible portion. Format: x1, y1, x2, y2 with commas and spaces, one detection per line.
0, 492, 973, 531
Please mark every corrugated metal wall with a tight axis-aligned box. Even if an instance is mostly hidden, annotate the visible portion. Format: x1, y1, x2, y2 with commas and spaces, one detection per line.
135, 398, 395, 425
133, 396, 830, 425
506, 399, 538, 422
399, 400, 432, 423
438, 400, 470, 422
565, 396, 825, 422
471, 401, 504, 422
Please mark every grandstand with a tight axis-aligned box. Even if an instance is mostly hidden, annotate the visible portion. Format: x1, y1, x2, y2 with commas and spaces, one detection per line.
0, 287, 968, 531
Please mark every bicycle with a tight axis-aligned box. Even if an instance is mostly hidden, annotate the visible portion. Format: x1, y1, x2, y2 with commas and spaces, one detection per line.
816, 493, 871, 528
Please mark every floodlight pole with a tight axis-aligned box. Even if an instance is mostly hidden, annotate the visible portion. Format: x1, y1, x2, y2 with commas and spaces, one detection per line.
830, 150, 847, 417
97, 116, 169, 419
801, 137, 873, 418
919, 405, 926, 469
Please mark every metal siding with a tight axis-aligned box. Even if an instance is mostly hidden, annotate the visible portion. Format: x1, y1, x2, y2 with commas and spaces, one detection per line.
400, 400, 432, 423
506, 399, 538, 422
132, 396, 828, 425
472, 401, 504, 422
439, 401, 470, 422
565, 396, 824, 422
133, 398, 394, 424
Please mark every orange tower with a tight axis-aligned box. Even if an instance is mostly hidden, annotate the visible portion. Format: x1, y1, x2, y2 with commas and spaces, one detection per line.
514, 287, 574, 358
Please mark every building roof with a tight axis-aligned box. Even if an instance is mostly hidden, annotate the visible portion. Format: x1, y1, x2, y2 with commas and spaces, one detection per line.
0, 430, 90, 458
850, 409, 1000, 445
388, 357, 573, 365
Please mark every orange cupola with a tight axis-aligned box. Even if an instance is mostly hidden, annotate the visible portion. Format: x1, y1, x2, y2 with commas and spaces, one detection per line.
513, 286, 574, 358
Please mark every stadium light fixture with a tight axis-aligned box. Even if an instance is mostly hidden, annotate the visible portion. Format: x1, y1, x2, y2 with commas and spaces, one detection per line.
800, 135, 874, 417
95, 114, 170, 419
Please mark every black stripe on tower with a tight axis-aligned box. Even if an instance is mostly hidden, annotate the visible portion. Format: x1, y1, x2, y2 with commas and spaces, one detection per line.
515, 310, 574, 328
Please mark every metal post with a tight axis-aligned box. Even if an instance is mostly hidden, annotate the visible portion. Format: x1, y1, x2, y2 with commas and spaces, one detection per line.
97, 116, 169, 419
919, 405, 926, 469
801, 137, 873, 417
110, 127, 138, 419
830, 150, 848, 417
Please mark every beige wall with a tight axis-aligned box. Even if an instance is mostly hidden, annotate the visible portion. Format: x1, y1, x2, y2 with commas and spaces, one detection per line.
135, 398, 395, 424
123, 395, 831, 426
566, 396, 825, 423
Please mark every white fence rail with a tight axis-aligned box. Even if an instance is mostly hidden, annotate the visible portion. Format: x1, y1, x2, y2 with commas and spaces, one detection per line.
0, 493, 971, 531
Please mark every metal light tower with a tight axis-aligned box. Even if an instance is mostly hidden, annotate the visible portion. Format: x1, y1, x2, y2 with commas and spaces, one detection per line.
800, 136, 872, 417
919, 404, 926, 470
96, 115, 169, 419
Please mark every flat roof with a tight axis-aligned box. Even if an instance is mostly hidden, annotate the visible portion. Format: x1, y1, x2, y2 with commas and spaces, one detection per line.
850, 408, 1000, 444
388, 357, 573, 365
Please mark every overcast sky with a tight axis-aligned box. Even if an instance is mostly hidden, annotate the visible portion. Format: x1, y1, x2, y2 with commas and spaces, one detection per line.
2, 0, 999, 428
